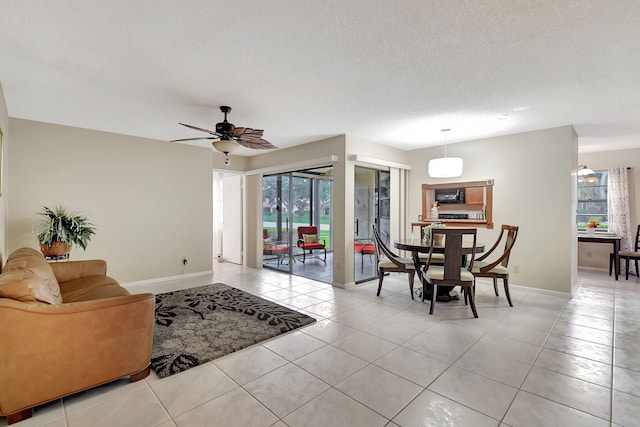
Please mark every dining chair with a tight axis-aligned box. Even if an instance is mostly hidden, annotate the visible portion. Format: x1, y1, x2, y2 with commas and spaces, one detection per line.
372, 224, 416, 300
355, 239, 376, 273
471, 224, 519, 307
296, 226, 326, 263
618, 224, 640, 280
263, 229, 291, 266
422, 228, 478, 317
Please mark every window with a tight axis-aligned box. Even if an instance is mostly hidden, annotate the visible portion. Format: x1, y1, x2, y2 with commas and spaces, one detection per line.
577, 170, 608, 231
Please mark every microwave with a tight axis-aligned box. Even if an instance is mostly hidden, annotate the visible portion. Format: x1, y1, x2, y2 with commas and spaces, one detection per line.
435, 188, 465, 204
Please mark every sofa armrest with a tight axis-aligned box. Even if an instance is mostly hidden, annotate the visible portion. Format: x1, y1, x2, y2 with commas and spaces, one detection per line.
0, 293, 155, 417
49, 260, 108, 283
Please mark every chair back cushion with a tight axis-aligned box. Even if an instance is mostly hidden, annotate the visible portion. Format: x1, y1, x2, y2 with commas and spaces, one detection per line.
298, 226, 318, 239
303, 234, 318, 243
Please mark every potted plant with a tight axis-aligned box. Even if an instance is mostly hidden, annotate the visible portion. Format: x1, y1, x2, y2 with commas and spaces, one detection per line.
36, 205, 96, 257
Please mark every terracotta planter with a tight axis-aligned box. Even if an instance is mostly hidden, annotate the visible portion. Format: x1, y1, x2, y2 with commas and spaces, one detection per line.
39, 242, 72, 257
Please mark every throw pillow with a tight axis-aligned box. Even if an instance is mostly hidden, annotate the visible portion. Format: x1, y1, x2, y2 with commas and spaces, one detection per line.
303, 234, 318, 244
263, 238, 273, 247
3, 247, 62, 304
0, 269, 60, 304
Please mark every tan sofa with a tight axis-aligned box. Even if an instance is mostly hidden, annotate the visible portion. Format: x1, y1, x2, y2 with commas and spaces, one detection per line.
0, 247, 155, 425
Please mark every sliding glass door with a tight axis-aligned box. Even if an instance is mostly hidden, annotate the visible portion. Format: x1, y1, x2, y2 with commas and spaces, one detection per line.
354, 166, 390, 283
263, 167, 333, 282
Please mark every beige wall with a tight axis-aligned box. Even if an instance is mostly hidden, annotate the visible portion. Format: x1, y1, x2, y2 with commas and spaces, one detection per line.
578, 148, 640, 270
407, 126, 578, 294
0, 83, 8, 265
7, 119, 214, 283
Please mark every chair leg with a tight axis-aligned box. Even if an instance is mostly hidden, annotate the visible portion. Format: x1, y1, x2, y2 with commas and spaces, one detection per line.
376, 270, 384, 296
609, 253, 614, 276
492, 278, 499, 296
636, 259, 639, 277
429, 285, 436, 314
626, 257, 630, 280
503, 278, 513, 307
467, 285, 479, 318
323, 248, 327, 263
302, 250, 306, 263
408, 270, 415, 300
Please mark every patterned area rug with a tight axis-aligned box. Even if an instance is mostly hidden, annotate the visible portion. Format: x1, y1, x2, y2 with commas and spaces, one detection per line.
151, 283, 316, 378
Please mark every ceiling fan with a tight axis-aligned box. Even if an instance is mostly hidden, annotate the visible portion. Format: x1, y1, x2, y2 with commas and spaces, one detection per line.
171, 106, 277, 165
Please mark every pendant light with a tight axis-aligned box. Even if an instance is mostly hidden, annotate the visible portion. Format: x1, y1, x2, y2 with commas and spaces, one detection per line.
428, 129, 463, 178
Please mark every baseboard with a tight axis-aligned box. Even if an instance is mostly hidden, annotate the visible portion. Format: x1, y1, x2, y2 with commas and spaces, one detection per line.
122, 271, 214, 288
474, 278, 571, 299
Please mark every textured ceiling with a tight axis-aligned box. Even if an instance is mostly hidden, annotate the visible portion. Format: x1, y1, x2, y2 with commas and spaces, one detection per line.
1, 0, 640, 155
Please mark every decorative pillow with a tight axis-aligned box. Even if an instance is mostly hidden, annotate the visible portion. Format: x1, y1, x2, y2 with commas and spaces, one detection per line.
3, 247, 63, 304
263, 238, 273, 247
303, 234, 318, 244
0, 269, 60, 304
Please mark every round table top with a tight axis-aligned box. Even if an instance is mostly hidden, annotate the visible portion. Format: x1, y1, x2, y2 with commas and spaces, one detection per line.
394, 238, 485, 254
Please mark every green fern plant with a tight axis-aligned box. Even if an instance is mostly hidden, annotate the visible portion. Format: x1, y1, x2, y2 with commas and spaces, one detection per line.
37, 205, 96, 250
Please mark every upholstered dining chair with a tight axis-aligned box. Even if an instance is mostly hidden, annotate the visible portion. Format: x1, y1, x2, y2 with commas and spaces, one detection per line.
372, 224, 416, 300
471, 224, 519, 307
619, 224, 640, 280
422, 228, 478, 317
355, 239, 376, 272
296, 226, 326, 263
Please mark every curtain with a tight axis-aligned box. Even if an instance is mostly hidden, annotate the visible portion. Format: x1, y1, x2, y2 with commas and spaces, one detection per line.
608, 168, 632, 252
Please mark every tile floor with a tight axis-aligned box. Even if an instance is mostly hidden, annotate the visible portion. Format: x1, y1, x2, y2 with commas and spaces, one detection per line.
4, 265, 640, 426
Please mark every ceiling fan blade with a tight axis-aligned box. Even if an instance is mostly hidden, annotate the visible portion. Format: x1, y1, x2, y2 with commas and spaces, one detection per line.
237, 137, 278, 150
178, 122, 221, 137
170, 136, 219, 142
230, 127, 264, 138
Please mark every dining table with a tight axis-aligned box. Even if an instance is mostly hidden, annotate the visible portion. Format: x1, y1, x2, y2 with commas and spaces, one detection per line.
577, 233, 622, 280
394, 238, 485, 299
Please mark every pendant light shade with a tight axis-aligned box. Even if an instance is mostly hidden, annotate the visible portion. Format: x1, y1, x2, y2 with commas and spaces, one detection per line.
428, 157, 464, 178
428, 128, 463, 178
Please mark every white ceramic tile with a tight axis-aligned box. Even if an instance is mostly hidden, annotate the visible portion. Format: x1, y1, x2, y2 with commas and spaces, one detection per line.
403, 328, 479, 364
244, 363, 330, 418
614, 333, 640, 353
504, 391, 609, 427
332, 331, 397, 362
613, 366, 640, 397
559, 312, 614, 332
301, 318, 358, 343
335, 364, 423, 419
393, 389, 499, 427
282, 388, 388, 427
63, 377, 148, 414
150, 363, 237, 417
366, 318, 425, 344
330, 310, 382, 330
0, 400, 65, 427
66, 387, 170, 427
521, 366, 610, 419
294, 345, 368, 385
214, 344, 288, 385
373, 346, 450, 387
614, 346, 640, 372
552, 320, 613, 346
263, 330, 326, 361
612, 390, 640, 427
534, 348, 611, 387
544, 333, 612, 364
454, 346, 532, 388
429, 366, 517, 419
174, 388, 277, 427
472, 334, 542, 365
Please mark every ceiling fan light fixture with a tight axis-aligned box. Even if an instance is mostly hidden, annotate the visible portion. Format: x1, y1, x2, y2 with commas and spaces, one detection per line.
212, 139, 240, 154
577, 164, 595, 176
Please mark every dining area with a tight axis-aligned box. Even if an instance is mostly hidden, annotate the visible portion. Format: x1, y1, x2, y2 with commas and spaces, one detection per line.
372, 223, 519, 319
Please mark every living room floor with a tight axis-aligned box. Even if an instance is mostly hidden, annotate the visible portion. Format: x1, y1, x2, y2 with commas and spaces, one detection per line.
5, 266, 639, 427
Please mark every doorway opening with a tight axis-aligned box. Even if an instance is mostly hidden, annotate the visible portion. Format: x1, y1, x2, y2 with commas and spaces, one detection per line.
262, 166, 333, 283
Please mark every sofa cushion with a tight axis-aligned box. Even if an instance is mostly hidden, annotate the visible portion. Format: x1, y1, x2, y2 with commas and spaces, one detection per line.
302, 234, 318, 243
0, 269, 60, 304
60, 276, 128, 303
3, 247, 62, 304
